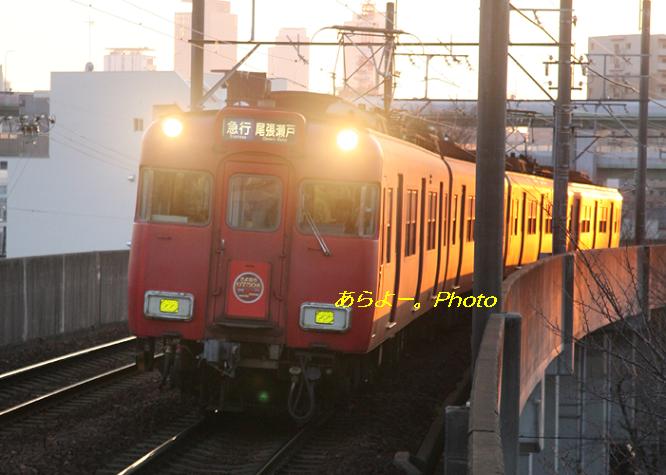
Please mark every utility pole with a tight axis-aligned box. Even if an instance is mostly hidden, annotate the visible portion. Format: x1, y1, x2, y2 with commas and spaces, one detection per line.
383, 2, 395, 115
190, 0, 205, 111
552, 0, 573, 255
472, 0, 509, 369
636, 0, 651, 244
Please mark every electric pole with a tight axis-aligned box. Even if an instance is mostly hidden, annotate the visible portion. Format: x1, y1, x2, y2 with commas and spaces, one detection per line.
383, 2, 395, 114
190, 0, 205, 111
552, 0, 573, 255
636, 0, 651, 244
472, 0, 509, 367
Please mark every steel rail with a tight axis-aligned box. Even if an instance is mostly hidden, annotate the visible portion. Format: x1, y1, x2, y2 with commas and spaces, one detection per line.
114, 410, 333, 475
0, 336, 136, 385
254, 411, 334, 475
0, 354, 163, 425
115, 415, 210, 475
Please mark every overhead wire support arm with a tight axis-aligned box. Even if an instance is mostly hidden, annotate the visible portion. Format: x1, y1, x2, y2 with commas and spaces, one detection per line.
508, 53, 556, 102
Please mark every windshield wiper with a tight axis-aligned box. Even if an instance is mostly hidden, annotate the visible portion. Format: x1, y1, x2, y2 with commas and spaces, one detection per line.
303, 210, 331, 257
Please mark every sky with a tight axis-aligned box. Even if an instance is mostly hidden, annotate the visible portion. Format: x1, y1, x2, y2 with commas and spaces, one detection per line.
1, 0, 665, 100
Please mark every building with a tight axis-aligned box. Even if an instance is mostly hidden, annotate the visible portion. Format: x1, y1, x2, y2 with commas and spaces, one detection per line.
267, 28, 309, 91
174, 0, 238, 81
3, 71, 189, 258
587, 34, 666, 100
104, 48, 157, 72
340, 1, 386, 100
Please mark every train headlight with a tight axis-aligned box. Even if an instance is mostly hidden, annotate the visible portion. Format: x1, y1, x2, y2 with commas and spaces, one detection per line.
144, 290, 194, 321
161, 117, 183, 138
336, 128, 359, 151
300, 303, 351, 332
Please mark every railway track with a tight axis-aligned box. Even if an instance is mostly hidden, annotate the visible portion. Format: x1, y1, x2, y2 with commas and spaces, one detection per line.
0, 336, 144, 424
104, 411, 333, 475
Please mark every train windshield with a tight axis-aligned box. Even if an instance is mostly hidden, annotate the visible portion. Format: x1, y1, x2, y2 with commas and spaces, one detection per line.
138, 168, 212, 225
226, 174, 282, 231
298, 181, 379, 237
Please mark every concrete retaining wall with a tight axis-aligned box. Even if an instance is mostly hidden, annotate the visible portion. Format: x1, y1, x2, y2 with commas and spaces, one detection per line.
0, 250, 129, 346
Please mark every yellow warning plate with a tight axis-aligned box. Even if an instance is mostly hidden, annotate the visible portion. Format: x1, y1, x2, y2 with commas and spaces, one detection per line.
160, 299, 180, 314
315, 310, 335, 325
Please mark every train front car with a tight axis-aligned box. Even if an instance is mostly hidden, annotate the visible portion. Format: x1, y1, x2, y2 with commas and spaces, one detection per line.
128, 96, 383, 419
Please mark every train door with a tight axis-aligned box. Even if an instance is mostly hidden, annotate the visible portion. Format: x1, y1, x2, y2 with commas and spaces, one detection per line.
432, 182, 444, 295
517, 192, 527, 267
608, 203, 615, 248
212, 159, 289, 327
378, 185, 395, 322
389, 174, 404, 324
568, 196, 581, 252
592, 200, 599, 248
503, 180, 513, 269
454, 185, 466, 288
414, 178, 427, 301
537, 193, 544, 257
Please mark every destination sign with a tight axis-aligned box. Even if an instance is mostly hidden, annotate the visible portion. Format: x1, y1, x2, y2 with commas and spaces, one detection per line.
222, 118, 297, 144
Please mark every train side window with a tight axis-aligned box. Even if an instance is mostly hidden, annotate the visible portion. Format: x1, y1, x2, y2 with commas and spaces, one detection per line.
567, 204, 573, 232
581, 205, 591, 233
466, 196, 475, 242
227, 174, 282, 231
138, 168, 212, 225
452, 194, 458, 245
386, 188, 393, 263
527, 200, 537, 235
545, 203, 553, 234
599, 207, 608, 233
427, 191, 437, 250
405, 190, 418, 256
512, 200, 519, 235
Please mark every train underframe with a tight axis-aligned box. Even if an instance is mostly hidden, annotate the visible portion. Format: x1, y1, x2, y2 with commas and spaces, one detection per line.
135, 333, 405, 422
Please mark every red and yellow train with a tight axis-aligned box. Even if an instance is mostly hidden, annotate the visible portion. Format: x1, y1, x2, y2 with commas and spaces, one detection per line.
128, 92, 621, 418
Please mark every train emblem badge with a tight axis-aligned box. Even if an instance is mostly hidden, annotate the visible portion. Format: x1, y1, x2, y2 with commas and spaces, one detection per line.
232, 272, 265, 304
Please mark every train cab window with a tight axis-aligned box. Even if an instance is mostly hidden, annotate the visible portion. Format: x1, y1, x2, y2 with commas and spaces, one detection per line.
466, 196, 475, 242
299, 181, 379, 237
405, 190, 418, 256
427, 191, 437, 250
227, 174, 282, 231
138, 168, 212, 225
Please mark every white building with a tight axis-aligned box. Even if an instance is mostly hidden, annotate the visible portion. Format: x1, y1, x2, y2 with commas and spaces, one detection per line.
268, 28, 309, 91
4, 71, 189, 258
588, 34, 666, 100
340, 1, 386, 100
104, 48, 157, 72
174, 0, 238, 81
